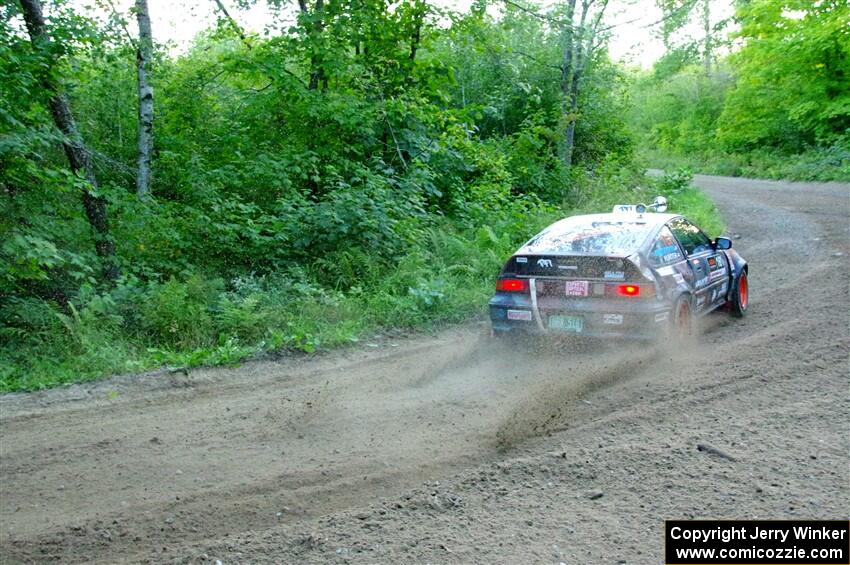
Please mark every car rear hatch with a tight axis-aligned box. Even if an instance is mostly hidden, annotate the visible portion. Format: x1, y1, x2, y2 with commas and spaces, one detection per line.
506, 254, 640, 280
500, 254, 662, 335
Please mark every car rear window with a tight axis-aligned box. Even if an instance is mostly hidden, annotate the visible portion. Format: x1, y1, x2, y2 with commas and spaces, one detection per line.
522, 217, 655, 255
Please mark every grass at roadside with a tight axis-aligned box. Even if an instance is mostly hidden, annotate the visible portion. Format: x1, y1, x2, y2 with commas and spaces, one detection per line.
0, 170, 723, 392
642, 145, 850, 183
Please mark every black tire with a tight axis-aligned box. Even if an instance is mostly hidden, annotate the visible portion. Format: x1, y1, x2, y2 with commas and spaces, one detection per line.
670, 294, 694, 341
729, 269, 749, 318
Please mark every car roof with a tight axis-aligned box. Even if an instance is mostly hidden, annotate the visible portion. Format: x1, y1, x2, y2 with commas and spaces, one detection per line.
515, 212, 682, 257
563, 212, 680, 226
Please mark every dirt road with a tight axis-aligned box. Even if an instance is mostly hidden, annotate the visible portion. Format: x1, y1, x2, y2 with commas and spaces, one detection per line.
1, 175, 848, 564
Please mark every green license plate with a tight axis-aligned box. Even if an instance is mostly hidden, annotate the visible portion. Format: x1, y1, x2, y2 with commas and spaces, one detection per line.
548, 315, 584, 333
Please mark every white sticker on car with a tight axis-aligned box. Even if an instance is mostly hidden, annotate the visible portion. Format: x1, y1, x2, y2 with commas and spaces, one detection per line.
507, 309, 533, 321
603, 314, 624, 325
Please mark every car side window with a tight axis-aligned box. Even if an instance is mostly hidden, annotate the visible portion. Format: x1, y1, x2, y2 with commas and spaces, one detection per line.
669, 219, 713, 256
650, 226, 684, 266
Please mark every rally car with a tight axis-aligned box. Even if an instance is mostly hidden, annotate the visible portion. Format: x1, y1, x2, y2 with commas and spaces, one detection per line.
489, 197, 749, 340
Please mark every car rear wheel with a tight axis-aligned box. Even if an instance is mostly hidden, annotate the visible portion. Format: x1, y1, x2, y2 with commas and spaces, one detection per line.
671, 295, 694, 341
729, 270, 749, 318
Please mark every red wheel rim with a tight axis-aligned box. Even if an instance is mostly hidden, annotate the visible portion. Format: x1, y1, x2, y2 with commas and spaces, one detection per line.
739, 273, 749, 310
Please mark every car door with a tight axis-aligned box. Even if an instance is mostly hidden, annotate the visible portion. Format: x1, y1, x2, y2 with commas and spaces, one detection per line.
668, 218, 723, 314
648, 226, 689, 301
705, 248, 731, 309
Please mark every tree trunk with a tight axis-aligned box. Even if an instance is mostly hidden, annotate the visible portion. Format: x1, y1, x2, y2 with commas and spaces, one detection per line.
559, 0, 586, 169
564, 68, 581, 169
19, 0, 119, 281
558, 0, 578, 167
299, 0, 327, 90
703, 0, 711, 76
409, 0, 425, 62
135, 0, 154, 198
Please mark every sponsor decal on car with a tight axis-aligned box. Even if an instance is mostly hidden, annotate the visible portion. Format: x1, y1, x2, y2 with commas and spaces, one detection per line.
604, 270, 625, 280
603, 313, 624, 325
507, 309, 533, 321
565, 280, 590, 297
516, 257, 528, 263
613, 204, 638, 213
537, 258, 553, 268
695, 276, 709, 289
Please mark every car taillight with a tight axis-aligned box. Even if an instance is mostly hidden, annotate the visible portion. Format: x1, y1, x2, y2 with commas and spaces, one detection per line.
607, 283, 655, 297
496, 278, 529, 292
618, 284, 640, 296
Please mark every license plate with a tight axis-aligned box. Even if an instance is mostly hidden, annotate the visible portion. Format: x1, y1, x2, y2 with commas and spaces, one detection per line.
548, 315, 584, 333
565, 280, 589, 297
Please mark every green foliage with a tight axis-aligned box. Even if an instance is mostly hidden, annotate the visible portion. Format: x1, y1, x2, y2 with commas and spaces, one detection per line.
717, 0, 850, 150
630, 0, 849, 180
630, 68, 730, 154
656, 168, 694, 194
643, 143, 850, 182
139, 275, 221, 349
663, 181, 724, 238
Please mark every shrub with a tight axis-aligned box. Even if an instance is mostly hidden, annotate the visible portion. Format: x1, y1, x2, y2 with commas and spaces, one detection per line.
139, 275, 222, 349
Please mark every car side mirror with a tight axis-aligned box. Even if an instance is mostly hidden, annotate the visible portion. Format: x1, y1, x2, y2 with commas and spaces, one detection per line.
714, 236, 732, 250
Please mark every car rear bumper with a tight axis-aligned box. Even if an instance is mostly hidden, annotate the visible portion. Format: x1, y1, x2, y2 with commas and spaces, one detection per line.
489, 294, 672, 340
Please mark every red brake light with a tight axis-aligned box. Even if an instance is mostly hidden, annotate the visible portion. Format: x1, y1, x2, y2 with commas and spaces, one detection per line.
496, 278, 529, 292
617, 284, 640, 296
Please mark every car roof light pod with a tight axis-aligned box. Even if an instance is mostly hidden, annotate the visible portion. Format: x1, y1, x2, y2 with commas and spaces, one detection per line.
612, 196, 667, 215
649, 196, 668, 213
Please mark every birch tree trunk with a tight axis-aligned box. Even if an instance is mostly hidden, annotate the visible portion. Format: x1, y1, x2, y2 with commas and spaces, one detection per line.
558, 0, 578, 167
135, 0, 154, 197
561, 0, 591, 169
559, 0, 607, 170
703, 0, 711, 76
18, 0, 120, 281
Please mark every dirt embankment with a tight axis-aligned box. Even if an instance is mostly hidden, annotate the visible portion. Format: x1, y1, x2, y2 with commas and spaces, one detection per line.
1, 175, 848, 564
